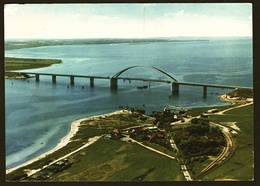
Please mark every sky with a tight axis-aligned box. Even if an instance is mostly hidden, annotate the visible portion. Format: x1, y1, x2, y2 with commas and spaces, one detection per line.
4, 3, 252, 39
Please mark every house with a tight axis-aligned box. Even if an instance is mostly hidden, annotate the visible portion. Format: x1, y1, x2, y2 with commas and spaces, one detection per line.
131, 108, 145, 114
182, 131, 190, 136
149, 131, 165, 142
174, 114, 185, 120
146, 126, 159, 132
207, 109, 218, 113
113, 128, 120, 133
103, 134, 112, 139
131, 127, 146, 134
201, 113, 209, 118
156, 131, 165, 138
163, 108, 171, 114
111, 128, 122, 138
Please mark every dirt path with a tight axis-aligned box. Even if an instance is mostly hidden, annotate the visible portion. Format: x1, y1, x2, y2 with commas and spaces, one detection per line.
26, 135, 103, 177
124, 135, 193, 181
217, 101, 253, 115
124, 135, 175, 160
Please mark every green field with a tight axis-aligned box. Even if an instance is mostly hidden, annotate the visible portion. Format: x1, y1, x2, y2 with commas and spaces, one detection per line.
4, 57, 62, 78
6, 90, 254, 181
50, 139, 184, 181
201, 104, 254, 180
6, 112, 159, 181
186, 104, 233, 117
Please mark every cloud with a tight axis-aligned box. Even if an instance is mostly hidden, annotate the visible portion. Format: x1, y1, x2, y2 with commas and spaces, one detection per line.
164, 10, 187, 17
175, 10, 185, 16
4, 4, 252, 39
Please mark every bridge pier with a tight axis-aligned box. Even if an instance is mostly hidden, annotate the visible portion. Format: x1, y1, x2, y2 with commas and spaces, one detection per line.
110, 78, 118, 90
203, 86, 207, 96
90, 77, 94, 87
35, 74, 40, 82
70, 75, 74, 85
171, 82, 179, 94
52, 75, 56, 83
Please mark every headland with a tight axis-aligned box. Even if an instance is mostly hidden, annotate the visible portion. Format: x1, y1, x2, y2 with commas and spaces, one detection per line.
6, 87, 253, 181
5, 57, 62, 79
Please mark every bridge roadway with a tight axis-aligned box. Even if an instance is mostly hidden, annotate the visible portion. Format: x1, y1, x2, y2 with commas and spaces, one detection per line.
14, 71, 251, 95
19, 72, 110, 86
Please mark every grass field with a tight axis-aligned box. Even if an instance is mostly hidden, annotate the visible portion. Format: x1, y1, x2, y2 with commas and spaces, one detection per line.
50, 139, 184, 181
186, 104, 233, 117
4, 57, 62, 78
201, 104, 254, 180
6, 112, 158, 181
6, 95, 254, 181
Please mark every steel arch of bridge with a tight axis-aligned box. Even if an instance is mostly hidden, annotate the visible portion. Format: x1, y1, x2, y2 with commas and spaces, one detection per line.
112, 65, 178, 82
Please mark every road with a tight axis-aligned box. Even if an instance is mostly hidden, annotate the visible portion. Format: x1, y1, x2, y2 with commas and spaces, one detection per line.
122, 135, 193, 181
25, 101, 252, 180
26, 135, 103, 177
195, 101, 252, 179
197, 122, 233, 176
122, 135, 175, 160
216, 101, 253, 115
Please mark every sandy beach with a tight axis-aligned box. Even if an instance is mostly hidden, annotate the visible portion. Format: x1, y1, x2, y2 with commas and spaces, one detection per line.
6, 110, 124, 174
220, 94, 253, 105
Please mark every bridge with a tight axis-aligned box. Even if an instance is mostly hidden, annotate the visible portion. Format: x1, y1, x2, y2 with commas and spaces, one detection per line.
18, 72, 110, 87
10, 66, 251, 95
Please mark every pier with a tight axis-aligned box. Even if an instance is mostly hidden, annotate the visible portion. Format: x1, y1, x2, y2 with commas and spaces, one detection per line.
10, 66, 252, 96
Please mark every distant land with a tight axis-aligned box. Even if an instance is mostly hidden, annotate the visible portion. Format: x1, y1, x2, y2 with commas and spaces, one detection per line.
4, 57, 62, 79
4, 38, 210, 50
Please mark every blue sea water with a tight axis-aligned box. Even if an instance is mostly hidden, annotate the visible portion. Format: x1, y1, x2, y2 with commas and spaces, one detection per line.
5, 37, 253, 169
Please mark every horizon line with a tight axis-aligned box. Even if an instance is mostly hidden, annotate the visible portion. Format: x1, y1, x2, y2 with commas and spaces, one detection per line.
5, 36, 253, 40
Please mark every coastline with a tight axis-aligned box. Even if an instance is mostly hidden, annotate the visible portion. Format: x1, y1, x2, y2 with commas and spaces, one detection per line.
6, 93, 253, 175
4, 57, 63, 79
6, 110, 123, 174
6, 117, 82, 174
219, 94, 253, 105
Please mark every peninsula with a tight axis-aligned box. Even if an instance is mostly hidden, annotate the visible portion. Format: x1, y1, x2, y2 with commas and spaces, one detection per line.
5, 57, 62, 79
6, 88, 253, 181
